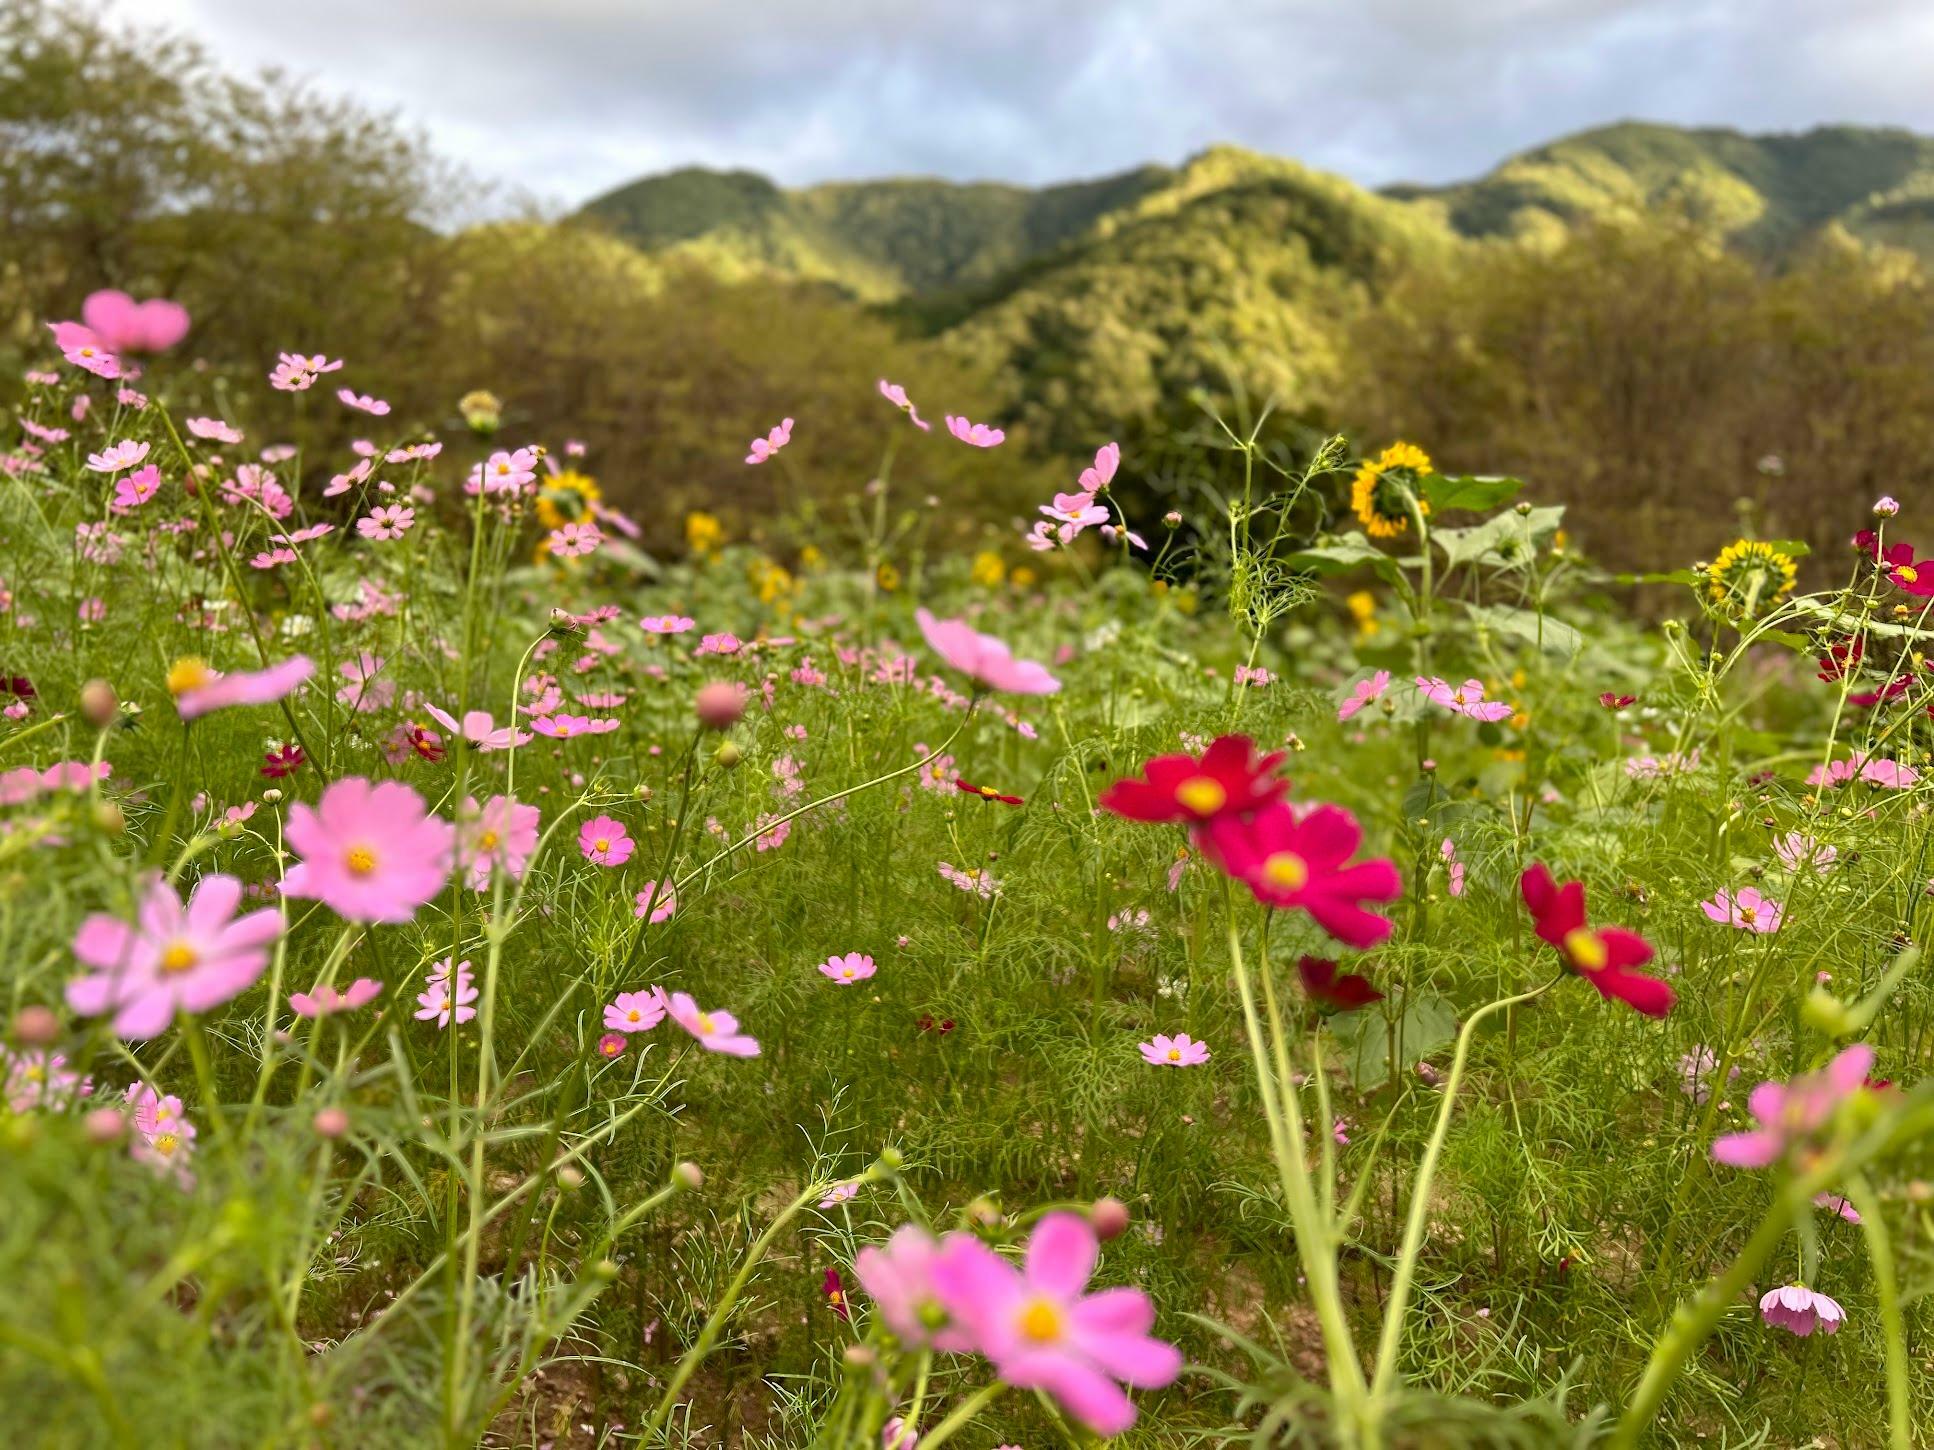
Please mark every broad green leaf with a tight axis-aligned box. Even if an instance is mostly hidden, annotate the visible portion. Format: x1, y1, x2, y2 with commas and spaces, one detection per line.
1336, 993, 1459, 1091
1421, 473, 1523, 513
1462, 602, 1583, 658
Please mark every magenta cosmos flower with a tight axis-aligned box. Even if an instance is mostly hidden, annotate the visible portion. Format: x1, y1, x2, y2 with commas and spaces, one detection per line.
634, 882, 677, 922
1200, 801, 1404, 948
929, 1212, 1182, 1435
1700, 886, 1783, 933
80, 289, 190, 354
853, 1224, 975, 1351
457, 793, 540, 890
746, 416, 793, 464
424, 703, 530, 752
289, 978, 382, 1018
66, 874, 283, 1038
661, 990, 760, 1056
1139, 1032, 1209, 1067
944, 413, 1005, 448
1337, 670, 1390, 722
819, 952, 876, 985
1415, 676, 1515, 722
281, 778, 455, 923
604, 989, 666, 1033
1759, 1284, 1845, 1337
579, 815, 634, 866
914, 608, 1060, 695
170, 655, 314, 720
1712, 1043, 1873, 1169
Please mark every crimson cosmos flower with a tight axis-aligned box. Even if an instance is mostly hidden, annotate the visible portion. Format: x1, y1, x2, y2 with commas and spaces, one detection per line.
1098, 734, 1288, 825
1598, 692, 1637, 710
260, 743, 305, 778
955, 779, 1023, 806
822, 1267, 850, 1321
1297, 956, 1384, 1013
1200, 801, 1403, 948
1519, 864, 1673, 1017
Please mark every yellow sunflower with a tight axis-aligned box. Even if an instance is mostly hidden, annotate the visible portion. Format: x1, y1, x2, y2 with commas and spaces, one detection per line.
1351, 442, 1434, 539
685, 510, 724, 558
535, 470, 602, 532
1705, 539, 1797, 617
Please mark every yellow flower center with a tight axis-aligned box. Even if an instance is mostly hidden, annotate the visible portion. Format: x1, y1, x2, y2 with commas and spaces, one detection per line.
345, 845, 378, 876
479, 830, 500, 851
152, 1132, 179, 1156
1175, 777, 1227, 815
594, 838, 611, 853
1739, 905, 1757, 924
22, 1064, 45, 1083
1901, 566, 1919, 583
1263, 852, 1309, 891
979, 785, 998, 798
166, 657, 214, 696
1017, 1297, 1065, 1344
160, 941, 198, 974
696, 1013, 716, 1035
1563, 928, 1608, 971
625, 1009, 641, 1024
1166, 1046, 1182, 1062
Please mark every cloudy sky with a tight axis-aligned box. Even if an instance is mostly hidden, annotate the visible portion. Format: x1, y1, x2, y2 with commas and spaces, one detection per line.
119, 0, 1934, 207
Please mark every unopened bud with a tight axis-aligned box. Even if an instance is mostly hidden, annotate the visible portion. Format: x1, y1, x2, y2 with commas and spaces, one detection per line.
694, 680, 747, 729
556, 1164, 586, 1189
672, 1160, 704, 1191
313, 1107, 350, 1139
84, 1107, 127, 1144
79, 679, 118, 728
713, 740, 742, 769
1090, 1196, 1130, 1241
12, 1006, 58, 1045
92, 801, 125, 836
1875, 496, 1901, 518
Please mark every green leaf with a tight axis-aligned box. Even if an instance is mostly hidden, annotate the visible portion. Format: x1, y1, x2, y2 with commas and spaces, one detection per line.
1615, 569, 1702, 587
1421, 473, 1523, 513
1462, 602, 1583, 658
1433, 506, 1565, 572
1287, 532, 1406, 589
1336, 994, 1459, 1091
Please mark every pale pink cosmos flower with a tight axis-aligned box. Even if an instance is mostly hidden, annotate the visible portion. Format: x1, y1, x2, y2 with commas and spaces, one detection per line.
579, 815, 634, 865
1860, 757, 1919, 789
531, 712, 619, 739
819, 1180, 859, 1208
251, 547, 297, 570
915, 608, 1060, 695
474, 447, 538, 494
1415, 676, 1514, 721
126, 1083, 197, 1186
1814, 1191, 1862, 1224
944, 414, 1005, 448
938, 861, 998, 897
173, 655, 314, 720
1700, 887, 1783, 933
457, 794, 541, 890
633, 882, 677, 922
604, 989, 666, 1033
187, 417, 244, 444
1139, 1032, 1209, 1066
49, 319, 122, 378
85, 440, 149, 474
269, 352, 343, 391
746, 416, 793, 464
1774, 832, 1836, 874
337, 388, 391, 416
415, 959, 478, 1027
111, 465, 162, 513
66, 873, 283, 1039
641, 614, 695, 635
928, 1211, 1182, 1435
754, 813, 791, 852
336, 653, 393, 714
1758, 1284, 1845, 1337
877, 378, 932, 430
661, 989, 760, 1056
1041, 490, 1107, 531
695, 632, 742, 656
1712, 1043, 1873, 1169
1079, 441, 1120, 493
289, 978, 383, 1018
855, 1224, 975, 1351
1337, 670, 1390, 722
357, 504, 414, 540
1440, 837, 1466, 897
424, 703, 531, 751
4, 1049, 92, 1112
281, 777, 455, 923
80, 290, 189, 354
548, 521, 604, 557
819, 952, 876, 985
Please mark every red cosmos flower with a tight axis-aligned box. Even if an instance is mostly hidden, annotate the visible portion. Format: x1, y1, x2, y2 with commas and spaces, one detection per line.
1099, 734, 1289, 825
260, 743, 306, 778
1297, 956, 1384, 1013
822, 1267, 850, 1321
1817, 636, 1863, 683
1598, 692, 1637, 710
1200, 801, 1403, 948
1849, 675, 1910, 708
1853, 530, 1913, 567
404, 724, 447, 764
954, 779, 1023, 807
916, 1014, 956, 1035
2, 675, 33, 699
1519, 863, 1673, 1018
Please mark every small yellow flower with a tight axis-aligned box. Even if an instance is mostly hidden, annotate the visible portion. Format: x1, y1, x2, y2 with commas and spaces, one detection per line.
1011, 566, 1037, 589
1346, 590, 1380, 637
750, 558, 797, 605
876, 562, 901, 592
1705, 539, 1797, 617
685, 511, 724, 558
798, 544, 826, 572
970, 550, 1006, 588
1351, 442, 1433, 540
458, 390, 502, 434
166, 657, 213, 696
535, 470, 601, 532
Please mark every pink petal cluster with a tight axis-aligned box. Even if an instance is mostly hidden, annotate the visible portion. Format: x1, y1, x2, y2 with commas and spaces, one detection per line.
579, 815, 634, 865
915, 608, 1060, 695
945, 413, 1005, 448
1713, 1043, 1873, 1169
1415, 676, 1515, 721
415, 959, 478, 1027
458, 793, 541, 890
746, 416, 793, 464
281, 778, 455, 922
1699, 886, 1783, 933
662, 990, 760, 1056
877, 378, 931, 430
1139, 1032, 1209, 1067
1337, 670, 1390, 722
819, 952, 876, 985
425, 703, 530, 751
173, 655, 314, 720
604, 989, 666, 1033
1758, 1284, 1845, 1337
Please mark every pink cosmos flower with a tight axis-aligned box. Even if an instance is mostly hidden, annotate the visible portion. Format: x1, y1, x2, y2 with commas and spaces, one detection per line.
252, 547, 297, 570
1774, 832, 1835, 874
457, 794, 541, 890
1814, 1191, 1862, 1224
173, 655, 315, 720
357, 505, 414, 541
337, 388, 391, 415
579, 815, 634, 865
531, 712, 619, 739
415, 959, 478, 1027
819, 952, 877, 985
1700, 887, 1783, 933
188, 417, 244, 443
66, 873, 283, 1038
1041, 490, 1107, 530
1079, 441, 1120, 493
915, 608, 1060, 695
1415, 676, 1515, 722
336, 653, 393, 714
80, 290, 190, 354
289, 978, 383, 1018
86, 440, 150, 474
49, 319, 121, 378
1758, 1284, 1845, 1337
877, 378, 932, 430
424, 703, 531, 752
111, 465, 162, 513
944, 414, 1005, 448
604, 989, 666, 1033
269, 352, 343, 391
281, 778, 455, 923
1337, 670, 1390, 722
641, 615, 696, 634
1713, 1043, 1873, 1169
695, 632, 742, 656
1440, 837, 1466, 897
548, 521, 604, 557
1139, 1033, 1209, 1066
928, 1212, 1182, 1435
854, 1225, 975, 1351
633, 882, 678, 922
4, 1049, 91, 1112
475, 447, 538, 494
746, 416, 793, 464
661, 989, 760, 1056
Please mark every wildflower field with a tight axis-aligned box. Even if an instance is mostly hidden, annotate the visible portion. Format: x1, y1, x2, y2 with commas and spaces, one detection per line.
4, 293, 1934, 1450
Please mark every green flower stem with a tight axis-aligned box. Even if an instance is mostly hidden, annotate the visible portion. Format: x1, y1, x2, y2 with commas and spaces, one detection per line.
1845, 1172, 1910, 1450
911, 1383, 1005, 1449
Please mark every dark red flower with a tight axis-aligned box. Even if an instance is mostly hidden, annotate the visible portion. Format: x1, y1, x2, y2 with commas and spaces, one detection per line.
1818, 636, 1864, 682
1, 675, 33, 699
955, 779, 1023, 807
1849, 676, 1910, 708
1854, 530, 1914, 567
916, 1014, 956, 1036
405, 724, 447, 764
1598, 692, 1636, 710
822, 1267, 849, 1321
1519, 864, 1673, 1017
1098, 734, 1288, 825
260, 743, 306, 778
1200, 801, 1403, 948
1297, 956, 1383, 1013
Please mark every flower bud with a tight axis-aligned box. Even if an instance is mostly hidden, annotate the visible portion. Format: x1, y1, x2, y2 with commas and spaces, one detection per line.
673, 1160, 704, 1191
79, 679, 118, 728
1163, 510, 1182, 527
83, 1107, 127, 1143
1090, 1196, 1131, 1241
556, 1164, 586, 1189
313, 1107, 350, 1139
713, 740, 742, 769
694, 680, 746, 729
1875, 496, 1901, 518
12, 1006, 58, 1045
